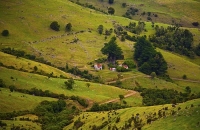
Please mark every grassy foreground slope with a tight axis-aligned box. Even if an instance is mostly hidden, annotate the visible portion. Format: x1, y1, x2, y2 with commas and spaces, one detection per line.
64, 99, 200, 130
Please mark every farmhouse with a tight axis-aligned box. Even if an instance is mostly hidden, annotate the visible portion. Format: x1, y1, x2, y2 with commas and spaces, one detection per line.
94, 64, 102, 70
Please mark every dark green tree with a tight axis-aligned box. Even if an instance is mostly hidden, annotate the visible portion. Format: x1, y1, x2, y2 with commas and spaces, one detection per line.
64, 78, 75, 89
108, 7, 115, 15
97, 25, 104, 34
108, 0, 114, 4
119, 95, 124, 101
1, 30, 9, 36
101, 37, 123, 63
122, 3, 127, 7
0, 79, 6, 88
185, 86, 191, 94
34, 66, 38, 72
66, 23, 72, 31
50, 21, 60, 31
195, 43, 200, 56
86, 83, 90, 88
134, 37, 167, 76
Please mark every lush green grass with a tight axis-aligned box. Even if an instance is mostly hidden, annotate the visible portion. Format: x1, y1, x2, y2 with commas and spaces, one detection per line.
75, 0, 200, 27
1, 120, 41, 130
157, 48, 200, 81
0, 67, 139, 104
64, 99, 200, 130
0, 88, 56, 113
121, 76, 184, 92
0, 51, 72, 78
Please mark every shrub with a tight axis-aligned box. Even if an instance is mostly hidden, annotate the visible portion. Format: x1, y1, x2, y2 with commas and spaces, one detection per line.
192, 22, 199, 26
0, 79, 6, 88
50, 21, 60, 31
1, 30, 9, 36
66, 23, 72, 31
182, 74, 187, 79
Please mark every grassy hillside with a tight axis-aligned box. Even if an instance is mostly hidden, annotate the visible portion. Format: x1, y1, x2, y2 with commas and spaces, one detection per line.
0, 51, 72, 78
74, 0, 200, 27
0, 67, 140, 104
64, 99, 200, 130
0, 0, 200, 129
0, 88, 56, 113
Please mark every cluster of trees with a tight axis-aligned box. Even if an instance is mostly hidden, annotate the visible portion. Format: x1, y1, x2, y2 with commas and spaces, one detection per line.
149, 25, 195, 57
123, 7, 139, 19
125, 21, 146, 35
134, 37, 167, 76
97, 25, 113, 36
50, 21, 72, 32
101, 37, 123, 64
134, 86, 200, 106
34, 100, 76, 130
69, 0, 108, 14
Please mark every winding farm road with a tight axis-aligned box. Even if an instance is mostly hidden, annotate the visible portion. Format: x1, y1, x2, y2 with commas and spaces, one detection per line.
100, 90, 137, 105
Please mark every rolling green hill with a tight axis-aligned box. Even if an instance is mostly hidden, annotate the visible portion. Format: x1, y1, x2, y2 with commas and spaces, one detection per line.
0, 0, 200, 129
64, 99, 200, 130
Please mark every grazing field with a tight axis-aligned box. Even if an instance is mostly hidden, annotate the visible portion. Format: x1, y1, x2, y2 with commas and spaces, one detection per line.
1, 120, 41, 130
157, 48, 200, 81
0, 67, 139, 104
64, 99, 200, 130
0, 88, 56, 113
0, 51, 72, 78
0, 0, 200, 129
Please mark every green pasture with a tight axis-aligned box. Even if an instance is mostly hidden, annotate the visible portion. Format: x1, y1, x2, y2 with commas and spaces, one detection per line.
0, 52, 72, 78
121, 76, 184, 92
0, 67, 139, 104
0, 88, 56, 113
64, 98, 200, 130
157, 49, 200, 81
1, 120, 41, 130
0, 0, 199, 69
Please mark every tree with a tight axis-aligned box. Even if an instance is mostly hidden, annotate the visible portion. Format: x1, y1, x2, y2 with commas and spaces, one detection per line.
97, 25, 104, 34
192, 22, 199, 26
119, 95, 124, 101
134, 37, 167, 76
182, 74, 187, 79
86, 83, 90, 88
0, 79, 6, 88
185, 86, 191, 94
108, 7, 115, 15
34, 66, 38, 72
195, 43, 200, 56
150, 72, 156, 79
108, 0, 114, 4
101, 37, 123, 63
2, 30, 9, 36
122, 3, 127, 7
66, 23, 72, 31
64, 78, 75, 89
9, 85, 16, 92
50, 21, 60, 31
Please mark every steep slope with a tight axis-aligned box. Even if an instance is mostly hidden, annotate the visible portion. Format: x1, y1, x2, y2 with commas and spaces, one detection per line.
64, 99, 200, 130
